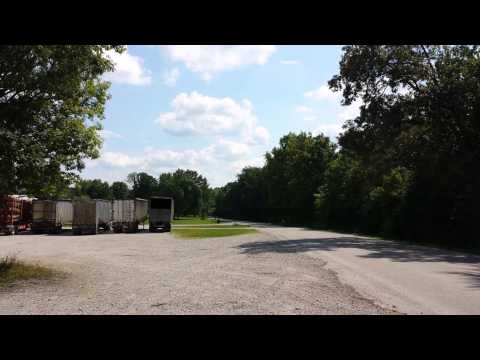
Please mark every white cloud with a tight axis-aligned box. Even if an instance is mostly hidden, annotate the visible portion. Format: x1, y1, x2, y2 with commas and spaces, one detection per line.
313, 123, 344, 141
230, 157, 266, 174
155, 91, 269, 145
280, 60, 300, 65
84, 136, 265, 187
308, 99, 362, 141
103, 48, 152, 86
98, 130, 123, 140
338, 99, 362, 121
212, 139, 251, 159
295, 105, 313, 113
161, 45, 276, 80
163, 67, 180, 86
305, 84, 340, 102
101, 152, 144, 167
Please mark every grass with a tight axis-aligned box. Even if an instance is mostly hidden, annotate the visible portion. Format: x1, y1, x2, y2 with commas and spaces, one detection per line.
0, 256, 56, 287
172, 216, 218, 225
172, 223, 250, 228
171, 228, 258, 238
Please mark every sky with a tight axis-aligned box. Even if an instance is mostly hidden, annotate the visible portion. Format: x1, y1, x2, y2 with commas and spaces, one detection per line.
83, 45, 360, 188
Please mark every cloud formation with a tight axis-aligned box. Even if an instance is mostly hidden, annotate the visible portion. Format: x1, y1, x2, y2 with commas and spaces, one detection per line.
161, 45, 276, 80
304, 84, 340, 102
163, 67, 180, 86
155, 91, 269, 145
103, 48, 152, 86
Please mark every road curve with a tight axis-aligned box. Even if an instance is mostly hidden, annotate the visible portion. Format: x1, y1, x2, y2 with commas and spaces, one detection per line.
230, 220, 480, 314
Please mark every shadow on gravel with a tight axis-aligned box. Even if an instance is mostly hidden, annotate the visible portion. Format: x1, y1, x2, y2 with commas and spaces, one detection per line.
237, 236, 480, 266
442, 270, 480, 288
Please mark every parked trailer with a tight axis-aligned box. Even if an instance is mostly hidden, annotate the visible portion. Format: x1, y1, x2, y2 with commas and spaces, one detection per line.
0, 195, 33, 235
112, 198, 148, 233
31, 200, 73, 234
149, 197, 174, 232
72, 199, 112, 235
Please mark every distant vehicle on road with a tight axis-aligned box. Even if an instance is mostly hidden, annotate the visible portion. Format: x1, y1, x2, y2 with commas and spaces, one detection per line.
149, 197, 174, 232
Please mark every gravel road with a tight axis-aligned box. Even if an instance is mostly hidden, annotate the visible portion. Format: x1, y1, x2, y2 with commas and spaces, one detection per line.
0, 230, 394, 314
230, 221, 480, 314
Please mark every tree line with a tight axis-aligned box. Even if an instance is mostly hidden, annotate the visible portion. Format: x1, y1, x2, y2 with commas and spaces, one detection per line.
215, 46, 480, 251
57, 169, 215, 218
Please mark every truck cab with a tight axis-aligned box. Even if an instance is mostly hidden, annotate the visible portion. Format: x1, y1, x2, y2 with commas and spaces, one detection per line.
149, 197, 174, 232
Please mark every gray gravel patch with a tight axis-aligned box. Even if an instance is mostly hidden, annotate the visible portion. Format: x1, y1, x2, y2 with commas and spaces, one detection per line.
0, 230, 395, 314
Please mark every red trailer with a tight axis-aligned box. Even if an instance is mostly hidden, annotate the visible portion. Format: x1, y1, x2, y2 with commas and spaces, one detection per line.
0, 195, 33, 235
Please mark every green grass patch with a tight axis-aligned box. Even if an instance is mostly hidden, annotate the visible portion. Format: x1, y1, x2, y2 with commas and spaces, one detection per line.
172, 228, 258, 238
0, 256, 56, 287
172, 223, 250, 228
172, 216, 218, 225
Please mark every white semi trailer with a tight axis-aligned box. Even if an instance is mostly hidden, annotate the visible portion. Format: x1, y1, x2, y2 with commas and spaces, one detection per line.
112, 198, 148, 233
149, 197, 174, 232
31, 200, 73, 234
72, 199, 112, 235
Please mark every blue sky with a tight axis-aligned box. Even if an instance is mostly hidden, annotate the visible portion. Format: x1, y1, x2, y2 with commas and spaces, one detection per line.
84, 45, 360, 187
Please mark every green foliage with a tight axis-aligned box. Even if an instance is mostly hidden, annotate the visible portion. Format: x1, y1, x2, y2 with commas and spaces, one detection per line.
329, 45, 480, 248
157, 169, 211, 217
0, 45, 125, 198
215, 132, 336, 224
111, 181, 130, 200
215, 45, 480, 250
71, 179, 113, 200
314, 154, 368, 232
127, 172, 158, 199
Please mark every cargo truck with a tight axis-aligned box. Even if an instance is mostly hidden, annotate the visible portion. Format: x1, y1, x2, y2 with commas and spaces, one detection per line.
149, 197, 174, 232
31, 200, 73, 234
0, 195, 33, 235
72, 199, 112, 235
112, 198, 148, 233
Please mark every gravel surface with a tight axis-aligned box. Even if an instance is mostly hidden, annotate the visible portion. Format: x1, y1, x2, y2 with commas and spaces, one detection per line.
0, 230, 394, 314
229, 220, 480, 314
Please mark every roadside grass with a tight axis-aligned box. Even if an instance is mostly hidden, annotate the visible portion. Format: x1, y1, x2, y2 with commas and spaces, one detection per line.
0, 256, 57, 287
172, 216, 218, 225
172, 228, 258, 238
172, 223, 250, 228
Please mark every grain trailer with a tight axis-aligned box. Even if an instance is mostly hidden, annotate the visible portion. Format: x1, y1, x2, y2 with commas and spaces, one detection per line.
112, 198, 148, 233
31, 200, 73, 234
72, 199, 112, 235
